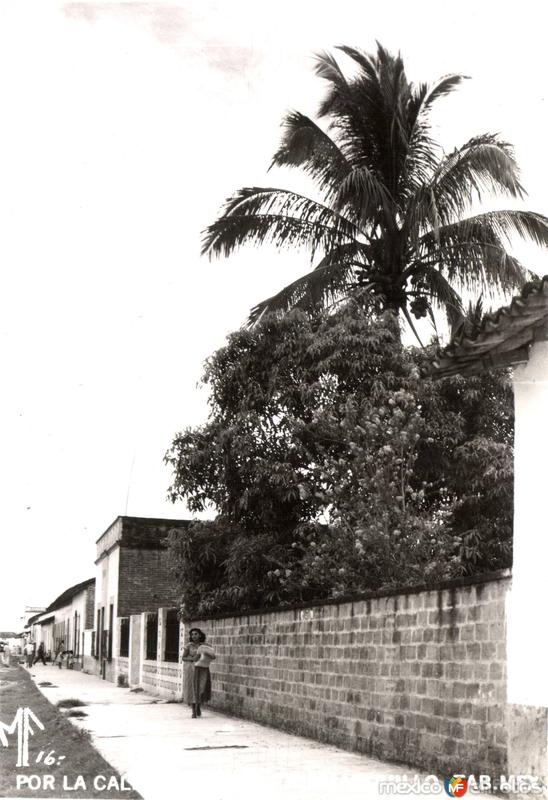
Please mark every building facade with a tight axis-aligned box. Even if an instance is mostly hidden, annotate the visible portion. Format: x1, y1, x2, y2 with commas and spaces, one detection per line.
28, 578, 95, 665
90, 515, 189, 690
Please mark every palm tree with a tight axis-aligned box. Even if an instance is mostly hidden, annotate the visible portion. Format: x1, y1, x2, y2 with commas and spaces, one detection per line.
202, 43, 548, 339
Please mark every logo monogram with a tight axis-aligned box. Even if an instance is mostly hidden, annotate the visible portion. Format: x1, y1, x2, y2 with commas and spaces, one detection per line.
0, 708, 45, 767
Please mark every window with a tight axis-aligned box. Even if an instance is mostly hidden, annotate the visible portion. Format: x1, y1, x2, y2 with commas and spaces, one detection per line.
119, 618, 130, 658
95, 609, 101, 659
107, 604, 113, 661
96, 607, 105, 659
73, 612, 80, 657
164, 610, 180, 663
101, 629, 108, 658
53, 622, 66, 655
146, 613, 158, 660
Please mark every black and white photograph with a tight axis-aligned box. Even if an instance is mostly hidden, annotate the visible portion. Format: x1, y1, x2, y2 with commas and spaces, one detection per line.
1, 1, 548, 798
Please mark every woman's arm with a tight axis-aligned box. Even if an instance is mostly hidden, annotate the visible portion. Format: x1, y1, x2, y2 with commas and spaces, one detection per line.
182, 646, 200, 662
181, 645, 193, 662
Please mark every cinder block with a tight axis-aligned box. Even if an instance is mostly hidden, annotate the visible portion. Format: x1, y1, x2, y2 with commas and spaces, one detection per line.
182, 574, 510, 779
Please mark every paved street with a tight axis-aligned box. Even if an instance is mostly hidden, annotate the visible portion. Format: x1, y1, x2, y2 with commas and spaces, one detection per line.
28, 664, 459, 800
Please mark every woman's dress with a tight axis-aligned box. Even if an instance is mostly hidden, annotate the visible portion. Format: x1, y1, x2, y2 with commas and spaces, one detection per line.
181, 643, 199, 704
182, 642, 214, 704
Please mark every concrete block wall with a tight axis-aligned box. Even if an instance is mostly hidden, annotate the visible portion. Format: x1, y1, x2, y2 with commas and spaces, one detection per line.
158, 663, 180, 697
192, 571, 511, 777
140, 659, 180, 700
141, 662, 157, 694
117, 657, 129, 685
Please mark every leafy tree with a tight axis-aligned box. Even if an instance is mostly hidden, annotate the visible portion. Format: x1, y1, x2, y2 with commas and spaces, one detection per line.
203, 44, 548, 336
166, 305, 512, 616
413, 357, 513, 574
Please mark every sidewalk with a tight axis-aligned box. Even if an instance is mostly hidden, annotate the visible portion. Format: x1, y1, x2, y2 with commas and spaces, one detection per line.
28, 664, 452, 800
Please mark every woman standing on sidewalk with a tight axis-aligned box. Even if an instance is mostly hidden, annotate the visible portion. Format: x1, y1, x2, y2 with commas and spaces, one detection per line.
181, 628, 215, 718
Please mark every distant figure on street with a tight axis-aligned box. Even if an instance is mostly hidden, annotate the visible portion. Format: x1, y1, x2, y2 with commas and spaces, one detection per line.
54, 639, 65, 668
65, 650, 74, 669
24, 640, 35, 668
181, 628, 215, 718
33, 642, 47, 666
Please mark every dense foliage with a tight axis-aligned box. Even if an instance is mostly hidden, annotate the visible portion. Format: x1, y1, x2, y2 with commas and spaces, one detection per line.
203, 44, 548, 335
166, 305, 513, 618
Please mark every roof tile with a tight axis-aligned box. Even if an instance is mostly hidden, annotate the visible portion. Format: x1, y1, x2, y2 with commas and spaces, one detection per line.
429, 277, 548, 378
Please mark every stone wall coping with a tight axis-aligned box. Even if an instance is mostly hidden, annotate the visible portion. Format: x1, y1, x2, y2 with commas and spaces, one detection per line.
188, 568, 511, 623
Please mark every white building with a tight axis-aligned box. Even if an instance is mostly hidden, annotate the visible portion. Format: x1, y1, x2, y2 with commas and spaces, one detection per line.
28, 578, 95, 665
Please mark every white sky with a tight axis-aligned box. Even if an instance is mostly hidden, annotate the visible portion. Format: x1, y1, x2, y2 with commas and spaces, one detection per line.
2, 0, 548, 630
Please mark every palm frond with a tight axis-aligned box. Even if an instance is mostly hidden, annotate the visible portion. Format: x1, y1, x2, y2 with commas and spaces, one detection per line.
335, 45, 379, 82
248, 257, 357, 326
437, 135, 523, 196
202, 188, 362, 259
403, 116, 439, 194
480, 209, 548, 246
402, 75, 466, 195
430, 210, 548, 251
405, 135, 525, 239
313, 239, 371, 270
317, 45, 404, 186
448, 295, 487, 339
331, 165, 396, 225
315, 49, 350, 87
314, 50, 353, 119
421, 74, 467, 110
407, 263, 464, 310
270, 111, 351, 199
418, 210, 547, 295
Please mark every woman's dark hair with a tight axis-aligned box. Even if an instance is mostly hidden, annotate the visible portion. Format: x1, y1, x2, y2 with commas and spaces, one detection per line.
189, 627, 206, 642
